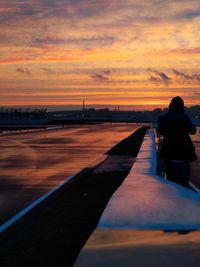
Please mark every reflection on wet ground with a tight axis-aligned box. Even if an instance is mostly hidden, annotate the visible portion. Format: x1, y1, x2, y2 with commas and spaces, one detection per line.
75, 229, 200, 267
0, 123, 138, 224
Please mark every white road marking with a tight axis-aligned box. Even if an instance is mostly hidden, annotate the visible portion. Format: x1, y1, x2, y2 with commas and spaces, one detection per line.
189, 181, 200, 194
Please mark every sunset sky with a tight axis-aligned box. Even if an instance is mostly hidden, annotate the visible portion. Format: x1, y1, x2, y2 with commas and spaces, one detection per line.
0, 0, 200, 110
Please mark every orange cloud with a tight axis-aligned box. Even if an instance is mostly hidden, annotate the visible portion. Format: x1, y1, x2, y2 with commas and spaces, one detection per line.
0, 0, 200, 107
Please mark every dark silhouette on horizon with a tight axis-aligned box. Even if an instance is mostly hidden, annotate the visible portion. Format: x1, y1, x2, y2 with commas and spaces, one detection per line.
157, 96, 197, 188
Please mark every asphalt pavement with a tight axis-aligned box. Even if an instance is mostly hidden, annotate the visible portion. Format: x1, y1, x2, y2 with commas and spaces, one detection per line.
0, 123, 138, 225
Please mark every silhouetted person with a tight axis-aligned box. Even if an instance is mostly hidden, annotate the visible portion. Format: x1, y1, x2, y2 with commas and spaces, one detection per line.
157, 96, 197, 188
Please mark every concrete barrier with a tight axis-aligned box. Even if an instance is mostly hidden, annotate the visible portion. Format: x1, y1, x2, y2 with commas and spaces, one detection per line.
74, 129, 200, 267
96, 129, 200, 230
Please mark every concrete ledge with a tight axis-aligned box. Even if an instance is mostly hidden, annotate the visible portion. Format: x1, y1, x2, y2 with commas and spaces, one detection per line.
74, 129, 200, 267
97, 129, 200, 230
124, 129, 157, 176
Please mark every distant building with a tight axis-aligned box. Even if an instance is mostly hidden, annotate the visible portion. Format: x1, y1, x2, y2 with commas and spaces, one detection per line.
0, 108, 47, 125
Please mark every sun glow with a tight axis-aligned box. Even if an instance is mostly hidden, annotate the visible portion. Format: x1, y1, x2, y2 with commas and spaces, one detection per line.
0, 0, 200, 109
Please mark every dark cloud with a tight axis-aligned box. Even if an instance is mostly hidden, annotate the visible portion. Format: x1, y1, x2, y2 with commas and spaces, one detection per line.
103, 70, 112, 76
147, 68, 170, 85
17, 5, 38, 17
173, 69, 200, 82
76, 35, 117, 47
16, 67, 31, 76
174, 10, 200, 20
172, 69, 192, 80
0, 1, 167, 29
32, 36, 66, 47
148, 68, 200, 85
41, 68, 56, 74
0, 3, 40, 24
193, 74, 200, 81
1, 0, 199, 26
41, 68, 68, 75
90, 70, 112, 82
90, 74, 109, 81
31, 34, 117, 48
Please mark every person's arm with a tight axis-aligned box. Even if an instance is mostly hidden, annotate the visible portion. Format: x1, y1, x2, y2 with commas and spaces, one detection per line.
186, 116, 196, 135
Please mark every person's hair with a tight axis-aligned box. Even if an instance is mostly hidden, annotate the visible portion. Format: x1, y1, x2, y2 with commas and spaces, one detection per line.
168, 96, 185, 113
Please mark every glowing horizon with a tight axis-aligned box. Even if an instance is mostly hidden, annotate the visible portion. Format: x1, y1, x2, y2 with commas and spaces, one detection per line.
0, 0, 200, 109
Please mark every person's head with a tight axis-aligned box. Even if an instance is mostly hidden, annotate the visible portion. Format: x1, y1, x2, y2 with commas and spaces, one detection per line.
168, 96, 185, 113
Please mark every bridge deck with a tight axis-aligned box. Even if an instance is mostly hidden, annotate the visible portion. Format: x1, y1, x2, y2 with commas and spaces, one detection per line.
74, 129, 200, 267
98, 130, 200, 230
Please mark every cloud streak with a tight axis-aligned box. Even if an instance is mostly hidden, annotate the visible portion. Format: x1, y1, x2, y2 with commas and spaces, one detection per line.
41, 68, 56, 74
147, 68, 171, 85
173, 69, 200, 82
90, 70, 112, 82
16, 67, 31, 76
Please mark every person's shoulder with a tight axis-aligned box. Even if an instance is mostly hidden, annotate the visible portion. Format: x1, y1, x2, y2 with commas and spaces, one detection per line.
158, 113, 168, 121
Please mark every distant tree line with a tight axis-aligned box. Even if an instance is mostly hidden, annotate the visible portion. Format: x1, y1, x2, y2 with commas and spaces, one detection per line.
48, 105, 200, 122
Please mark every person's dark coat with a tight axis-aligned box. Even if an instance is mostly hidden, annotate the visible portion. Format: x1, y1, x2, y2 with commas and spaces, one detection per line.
157, 111, 197, 162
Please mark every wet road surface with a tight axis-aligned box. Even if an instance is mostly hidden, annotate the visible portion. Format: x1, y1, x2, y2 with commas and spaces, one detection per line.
0, 123, 138, 224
